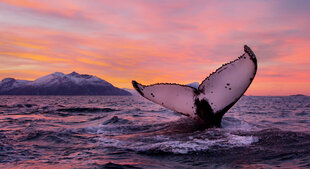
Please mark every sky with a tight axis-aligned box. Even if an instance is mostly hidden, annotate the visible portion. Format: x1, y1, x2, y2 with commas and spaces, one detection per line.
0, 0, 309, 96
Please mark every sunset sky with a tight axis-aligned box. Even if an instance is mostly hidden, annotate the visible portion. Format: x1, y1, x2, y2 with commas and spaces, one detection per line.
0, 0, 309, 96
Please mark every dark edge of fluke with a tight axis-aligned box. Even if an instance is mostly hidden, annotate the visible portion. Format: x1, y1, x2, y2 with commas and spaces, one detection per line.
132, 80, 144, 96
244, 45, 257, 66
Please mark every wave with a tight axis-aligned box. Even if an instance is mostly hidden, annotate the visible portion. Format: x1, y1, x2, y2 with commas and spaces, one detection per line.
56, 107, 118, 113
102, 116, 131, 125
100, 162, 142, 169
0, 103, 38, 108
88, 115, 107, 121
14, 128, 93, 145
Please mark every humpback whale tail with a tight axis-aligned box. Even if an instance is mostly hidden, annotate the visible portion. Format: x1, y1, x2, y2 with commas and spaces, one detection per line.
132, 45, 257, 128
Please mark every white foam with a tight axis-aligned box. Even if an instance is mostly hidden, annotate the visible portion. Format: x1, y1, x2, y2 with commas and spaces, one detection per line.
96, 132, 258, 154
227, 134, 258, 146
221, 117, 259, 132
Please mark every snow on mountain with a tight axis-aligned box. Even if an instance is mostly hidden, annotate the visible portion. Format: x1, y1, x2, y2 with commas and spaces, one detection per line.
187, 82, 199, 89
0, 78, 31, 92
66, 71, 112, 86
0, 72, 131, 96
31, 72, 65, 86
30, 71, 113, 87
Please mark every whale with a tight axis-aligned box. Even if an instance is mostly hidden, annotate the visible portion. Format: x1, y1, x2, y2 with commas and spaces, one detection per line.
132, 45, 257, 128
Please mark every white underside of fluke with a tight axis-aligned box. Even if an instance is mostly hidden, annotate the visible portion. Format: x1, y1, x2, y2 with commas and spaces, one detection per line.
132, 45, 257, 120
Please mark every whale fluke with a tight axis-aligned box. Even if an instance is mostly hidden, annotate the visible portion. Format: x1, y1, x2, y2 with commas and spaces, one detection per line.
132, 45, 257, 128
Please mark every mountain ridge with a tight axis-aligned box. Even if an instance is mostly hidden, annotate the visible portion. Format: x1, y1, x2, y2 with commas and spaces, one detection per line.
0, 72, 131, 96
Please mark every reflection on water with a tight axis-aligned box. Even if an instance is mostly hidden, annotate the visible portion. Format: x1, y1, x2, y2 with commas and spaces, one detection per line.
0, 95, 309, 168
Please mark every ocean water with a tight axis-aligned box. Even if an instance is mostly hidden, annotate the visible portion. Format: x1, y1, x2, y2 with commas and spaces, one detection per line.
0, 95, 309, 168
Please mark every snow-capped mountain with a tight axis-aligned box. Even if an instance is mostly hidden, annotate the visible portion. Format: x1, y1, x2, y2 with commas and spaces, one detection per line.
0, 72, 131, 96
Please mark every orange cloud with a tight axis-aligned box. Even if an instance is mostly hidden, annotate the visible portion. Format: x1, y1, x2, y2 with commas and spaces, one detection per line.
0, 52, 68, 62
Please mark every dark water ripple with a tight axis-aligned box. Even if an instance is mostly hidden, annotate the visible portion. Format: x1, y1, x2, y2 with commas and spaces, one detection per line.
0, 95, 309, 168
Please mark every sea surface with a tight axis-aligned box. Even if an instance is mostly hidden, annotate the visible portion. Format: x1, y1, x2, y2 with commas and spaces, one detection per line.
0, 95, 309, 168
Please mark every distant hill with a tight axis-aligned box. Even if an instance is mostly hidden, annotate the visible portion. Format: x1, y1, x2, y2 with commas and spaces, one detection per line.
289, 94, 307, 97
0, 72, 131, 96
187, 82, 199, 89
